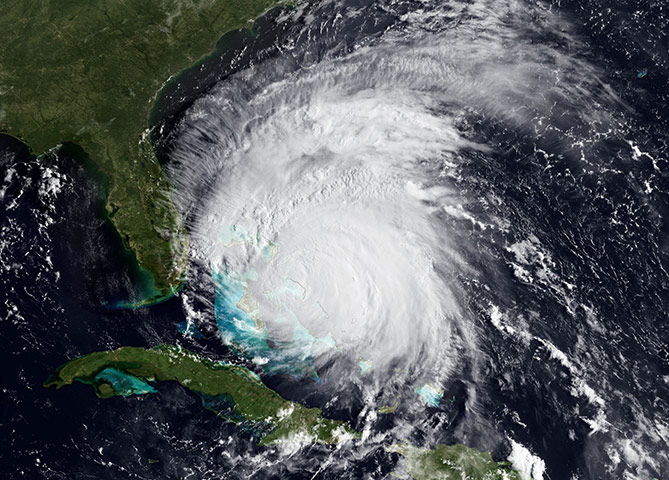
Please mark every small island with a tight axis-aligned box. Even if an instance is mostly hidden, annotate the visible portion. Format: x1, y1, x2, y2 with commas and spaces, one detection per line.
44, 345, 355, 445
378, 402, 399, 414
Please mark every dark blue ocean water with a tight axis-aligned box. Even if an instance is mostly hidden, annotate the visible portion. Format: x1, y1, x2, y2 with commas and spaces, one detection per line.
1, 0, 668, 478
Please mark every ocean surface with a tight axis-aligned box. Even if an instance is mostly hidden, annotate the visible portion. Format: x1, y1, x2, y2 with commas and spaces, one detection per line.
1, 0, 668, 478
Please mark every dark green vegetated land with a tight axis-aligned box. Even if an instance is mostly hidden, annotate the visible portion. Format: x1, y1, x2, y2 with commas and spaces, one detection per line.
0, 0, 284, 304
44, 345, 356, 445
387, 443, 522, 480
44, 345, 526, 471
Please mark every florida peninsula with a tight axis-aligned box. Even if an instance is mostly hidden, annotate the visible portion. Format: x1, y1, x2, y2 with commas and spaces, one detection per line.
0, 0, 283, 304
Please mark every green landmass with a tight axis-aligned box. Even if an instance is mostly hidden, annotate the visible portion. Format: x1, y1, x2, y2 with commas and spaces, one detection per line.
378, 402, 399, 414
0, 0, 285, 305
44, 345, 356, 445
387, 443, 521, 480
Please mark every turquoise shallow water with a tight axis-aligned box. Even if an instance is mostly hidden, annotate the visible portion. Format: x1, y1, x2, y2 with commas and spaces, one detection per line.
177, 320, 205, 339
212, 268, 333, 377
415, 383, 444, 407
213, 269, 271, 355
95, 368, 156, 396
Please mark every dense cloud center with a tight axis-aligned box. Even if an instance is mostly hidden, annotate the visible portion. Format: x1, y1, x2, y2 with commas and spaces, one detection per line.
170, 0, 606, 381
191, 79, 472, 375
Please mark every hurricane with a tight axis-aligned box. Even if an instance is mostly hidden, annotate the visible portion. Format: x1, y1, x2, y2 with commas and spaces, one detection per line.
160, 0, 669, 477
2, 0, 667, 477
173, 0, 597, 378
